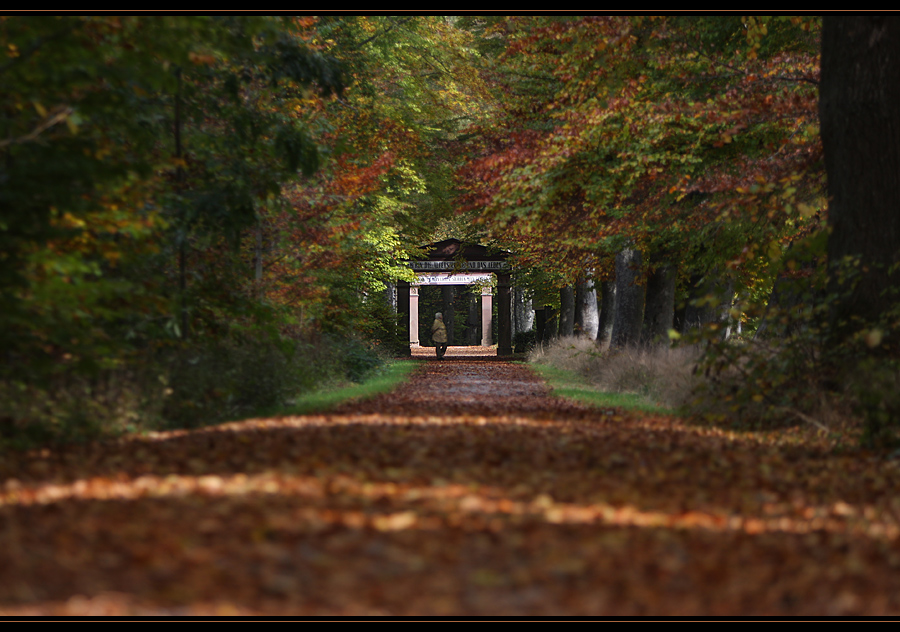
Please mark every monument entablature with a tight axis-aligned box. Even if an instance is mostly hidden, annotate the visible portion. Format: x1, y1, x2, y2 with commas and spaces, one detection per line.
397, 239, 512, 356
409, 260, 508, 271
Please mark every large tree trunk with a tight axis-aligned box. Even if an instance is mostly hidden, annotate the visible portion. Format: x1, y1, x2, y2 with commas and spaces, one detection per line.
514, 288, 534, 334
597, 280, 616, 349
558, 285, 575, 337
534, 307, 546, 346
820, 17, 900, 343
610, 248, 645, 348
574, 277, 599, 339
544, 305, 559, 342
641, 260, 676, 346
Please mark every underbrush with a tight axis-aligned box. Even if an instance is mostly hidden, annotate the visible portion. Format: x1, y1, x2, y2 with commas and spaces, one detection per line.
690, 317, 894, 448
0, 334, 388, 451
529, 336, 701, 411
687, 257, 900, 448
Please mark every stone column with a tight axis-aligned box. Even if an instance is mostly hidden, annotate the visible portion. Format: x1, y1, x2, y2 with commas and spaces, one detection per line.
410, 285, 420, 347
481, 285, 493, 347
498, 273, 512, 356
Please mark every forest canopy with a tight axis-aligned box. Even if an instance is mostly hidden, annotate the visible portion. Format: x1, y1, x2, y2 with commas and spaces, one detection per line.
2, 15, 898, 448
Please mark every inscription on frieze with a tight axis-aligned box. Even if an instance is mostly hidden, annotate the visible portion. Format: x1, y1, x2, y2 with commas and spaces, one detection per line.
413, 272, 493, 286
409, 260, 508, 272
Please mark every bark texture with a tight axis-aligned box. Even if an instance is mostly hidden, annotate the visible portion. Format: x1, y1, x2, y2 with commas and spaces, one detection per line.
544, 306, 559, 342
820, 17, 900, 337
558, 285, 575, 337
535, 307, 547, 345
610, 248, 645, 348
641, 262, 676, 346
384, 281, 397, 313
574, 278, 599, 339
514, 288, 534, 334
498, 274, 512, 355
397, 280, 410, 355
597, 280, 617, 349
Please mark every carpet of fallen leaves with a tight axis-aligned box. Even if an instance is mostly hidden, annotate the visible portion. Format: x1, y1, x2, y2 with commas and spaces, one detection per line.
2, 358, 900, 616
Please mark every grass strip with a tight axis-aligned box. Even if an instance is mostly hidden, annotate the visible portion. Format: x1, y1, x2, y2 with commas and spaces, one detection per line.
281, 359, 421, 415
530, 363, 673, 414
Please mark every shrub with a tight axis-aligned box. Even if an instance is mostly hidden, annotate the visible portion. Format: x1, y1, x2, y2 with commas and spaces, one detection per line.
331, 335, 384, 383
529, 336, 701, 409
0, 368, 165, 450
688, 254, 900, 447
0, 331, 388, 450
514, 329, 536, 354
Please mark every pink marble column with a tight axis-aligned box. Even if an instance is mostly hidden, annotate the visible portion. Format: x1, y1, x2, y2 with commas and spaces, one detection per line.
409, 285, 420, 347
481, 286, 492, 347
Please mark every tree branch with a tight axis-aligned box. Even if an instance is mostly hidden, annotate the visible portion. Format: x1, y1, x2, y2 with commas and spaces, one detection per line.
352, 17, 415, 50
0, 106, 74, 148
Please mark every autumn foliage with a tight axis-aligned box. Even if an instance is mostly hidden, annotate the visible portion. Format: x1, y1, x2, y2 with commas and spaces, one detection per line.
2, 361, 900, 616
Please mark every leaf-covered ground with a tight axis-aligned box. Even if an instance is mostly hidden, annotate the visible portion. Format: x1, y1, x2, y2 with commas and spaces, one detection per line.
2, 358, 900, 616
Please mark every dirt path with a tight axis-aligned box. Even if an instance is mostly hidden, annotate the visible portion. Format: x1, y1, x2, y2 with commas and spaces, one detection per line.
2, 359, 900, 616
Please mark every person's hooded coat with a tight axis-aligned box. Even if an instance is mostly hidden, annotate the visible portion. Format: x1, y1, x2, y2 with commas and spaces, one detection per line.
431, 315, 447, 344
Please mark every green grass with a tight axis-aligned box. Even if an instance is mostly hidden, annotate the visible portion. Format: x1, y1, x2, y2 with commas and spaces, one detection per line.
530, 363, 673, 414
280, 359, 421, 415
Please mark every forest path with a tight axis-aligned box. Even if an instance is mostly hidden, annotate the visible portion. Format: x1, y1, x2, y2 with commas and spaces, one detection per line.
1, 359, 900, 615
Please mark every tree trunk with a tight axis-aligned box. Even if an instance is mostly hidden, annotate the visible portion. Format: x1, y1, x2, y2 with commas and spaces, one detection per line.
575, 277, 599, 339
254, 223, 263, 291
558, 285, 575, 337
509, 289, 517, 339
174, 69, 189, 340
820, 17, 900, 344
498, 274, 512, 355
610, 248, 645, 348
514, 288, 534, 333
384, 281, 397, 313
534, 307, 546, 345
544, 305, 559, 342
597, 280, 616, 349
397, 280, 410, 355
641, 260, 676, 346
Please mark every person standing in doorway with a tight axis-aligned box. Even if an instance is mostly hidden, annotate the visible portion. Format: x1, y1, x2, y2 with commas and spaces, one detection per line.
432, 312, 448, 359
